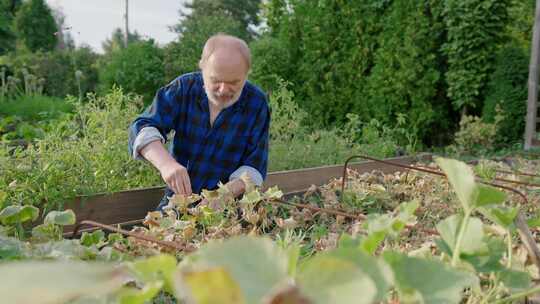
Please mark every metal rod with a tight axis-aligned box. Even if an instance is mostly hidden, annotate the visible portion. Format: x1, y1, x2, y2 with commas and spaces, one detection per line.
341, 155, 529, 205
413, 164, 540, 188
72, 220, 188, 252
340, 155, 540, 273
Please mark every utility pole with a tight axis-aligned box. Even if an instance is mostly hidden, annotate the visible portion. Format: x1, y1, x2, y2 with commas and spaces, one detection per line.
124, 0, 129, 48
525, 0, 540, 150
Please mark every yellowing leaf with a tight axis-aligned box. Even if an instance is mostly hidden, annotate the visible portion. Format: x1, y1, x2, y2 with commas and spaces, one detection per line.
178, 267, 246, 304
264, 186, 284, 200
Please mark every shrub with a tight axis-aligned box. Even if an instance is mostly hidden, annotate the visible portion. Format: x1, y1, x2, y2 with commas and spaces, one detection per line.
0, 48, 99, 98
249, 35, 292, 93
451, 113, 503, 155
0, 94, 72, 122
0, 88, 162, 212
163, 14, 244, 81
482, 46, 528, 144
268, 80, 401, 171
98, 41, 164, 105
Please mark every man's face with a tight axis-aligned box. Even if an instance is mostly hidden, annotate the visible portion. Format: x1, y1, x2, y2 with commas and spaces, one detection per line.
201, 50, 248, 108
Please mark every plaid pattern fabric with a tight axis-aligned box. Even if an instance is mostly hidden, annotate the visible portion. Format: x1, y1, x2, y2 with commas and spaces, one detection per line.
128, 72, 270, 194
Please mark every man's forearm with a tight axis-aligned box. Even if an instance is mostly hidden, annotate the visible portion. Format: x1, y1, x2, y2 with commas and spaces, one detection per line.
140, 140, 176, 172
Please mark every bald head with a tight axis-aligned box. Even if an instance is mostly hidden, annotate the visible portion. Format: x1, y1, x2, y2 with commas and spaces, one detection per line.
199, 34, 251, 72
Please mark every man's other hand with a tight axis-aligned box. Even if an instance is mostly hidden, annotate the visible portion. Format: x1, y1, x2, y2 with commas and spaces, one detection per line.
140, 140, 192, 196
160, 161, 192, 196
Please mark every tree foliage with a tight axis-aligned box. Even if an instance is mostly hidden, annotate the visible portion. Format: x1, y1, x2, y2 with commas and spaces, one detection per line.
442, 0, 511, 114
1, 46, 99, 97
364, 0, 454, 144
14, 0, 58, 52
482, 46, 528, 144
259, 0, 518, 144
99, 40, 164, 104
173, 0, 261, 40
164, 14, 244, 80
101, 27, 142, 54
0, 0, 22, 55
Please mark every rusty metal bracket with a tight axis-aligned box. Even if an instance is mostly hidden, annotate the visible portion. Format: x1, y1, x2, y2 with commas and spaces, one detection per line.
72, 220, 189, 252
340, 154, 540, 275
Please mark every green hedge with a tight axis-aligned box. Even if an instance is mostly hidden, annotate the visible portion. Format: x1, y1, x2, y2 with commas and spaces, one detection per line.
482, 46, 528, 144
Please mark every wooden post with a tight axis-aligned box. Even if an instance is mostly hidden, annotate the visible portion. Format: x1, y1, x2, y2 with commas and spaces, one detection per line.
525, 0, 540, 150
124, 0, 129, 48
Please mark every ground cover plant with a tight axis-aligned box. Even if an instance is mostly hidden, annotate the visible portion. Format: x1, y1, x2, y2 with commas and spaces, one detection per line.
2, 156, 540, 303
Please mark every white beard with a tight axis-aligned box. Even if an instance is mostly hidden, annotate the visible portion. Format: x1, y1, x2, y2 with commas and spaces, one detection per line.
205, 85, 244, 110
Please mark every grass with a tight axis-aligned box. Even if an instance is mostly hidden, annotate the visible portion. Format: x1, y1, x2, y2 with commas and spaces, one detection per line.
0, 95, 74, 121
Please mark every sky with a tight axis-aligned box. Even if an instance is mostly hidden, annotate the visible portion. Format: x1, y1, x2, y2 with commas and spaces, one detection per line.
45, 0, 185, 53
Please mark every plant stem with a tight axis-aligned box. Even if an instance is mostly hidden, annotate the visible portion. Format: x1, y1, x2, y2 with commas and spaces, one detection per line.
493, 284, 540, 304
506, 230, 513, 268
16, 221, 24, 240
452, 212, 471, 267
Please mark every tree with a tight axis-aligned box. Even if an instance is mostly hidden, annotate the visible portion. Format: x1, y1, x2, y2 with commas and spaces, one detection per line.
14, 0, 58, 52
442, 0, 511, 116
101, 27, 141, 54
172, 0, 261, 40
99, 40, 164, 103
0, 0, 22, 55
164, 14, 244, 80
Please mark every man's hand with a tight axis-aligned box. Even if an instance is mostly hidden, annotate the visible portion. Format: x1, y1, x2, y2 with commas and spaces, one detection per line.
140, 140, 192, 196
159, 161, 192, 196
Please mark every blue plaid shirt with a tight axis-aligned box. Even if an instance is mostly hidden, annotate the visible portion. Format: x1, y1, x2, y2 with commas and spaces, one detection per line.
128, 72, 270, 194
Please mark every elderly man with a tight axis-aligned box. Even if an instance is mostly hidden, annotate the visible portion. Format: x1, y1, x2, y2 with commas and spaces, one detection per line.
128, 34, 270, 210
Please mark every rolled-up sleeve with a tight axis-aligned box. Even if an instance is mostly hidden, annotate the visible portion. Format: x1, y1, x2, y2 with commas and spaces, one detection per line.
128, 80, 182, 157
131, 127, 165, 159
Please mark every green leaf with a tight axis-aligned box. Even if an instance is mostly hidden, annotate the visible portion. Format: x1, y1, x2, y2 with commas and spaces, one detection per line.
498, 269, 531, 292
383, 251, 476, 304
239, 189, 263, 205
178, 236, 288, 303
264, 186, 284, 200
0, 261, 128, 303
0, 205, 39, 225
31, 223, 62, 242
297, 254, 377, 304
80, 230, 106, 247
474, 185, 506, 207
478, 206, 518, 228
360, 231, 387, 255
32, 239, 99, 260
0, 235, 26, 260
118, 281, 164, 304
396, 200, 420, 223
323, 248, 394, 302
0, 191, 7, 210
178, 267, 246, 304
44, 209, 76, 226
129, 254, 177, 294
436, 215, 488, 255
461, 237, 505, 273
338, 234, 362, 249
436, 158, 476, 213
